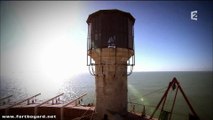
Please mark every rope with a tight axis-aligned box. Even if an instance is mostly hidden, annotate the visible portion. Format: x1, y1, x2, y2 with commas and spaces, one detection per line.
129, 87, 167, 102
164, 89, 173, 110
89, 107, 96, 120
72, 107, 93, 120
172, 112, 188, 117
128, 101, 166, 110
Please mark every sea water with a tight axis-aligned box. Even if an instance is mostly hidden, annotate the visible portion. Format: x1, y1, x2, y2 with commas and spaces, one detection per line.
127, 72, 213, 120
1, 71, 212, 120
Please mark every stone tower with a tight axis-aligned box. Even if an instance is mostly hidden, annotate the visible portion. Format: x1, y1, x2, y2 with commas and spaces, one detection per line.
87, 9, 135, 120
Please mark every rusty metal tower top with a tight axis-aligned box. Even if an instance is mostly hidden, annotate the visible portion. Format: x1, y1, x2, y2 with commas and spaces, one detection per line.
87, 9, 135, 76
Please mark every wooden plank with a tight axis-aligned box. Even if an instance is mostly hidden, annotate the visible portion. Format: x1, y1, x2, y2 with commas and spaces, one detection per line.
60, 93, 87, 120
7, 93, 41, 109
5, 93, 41, 114
62, 93, 87, 108
35, 93, 64, 107
0, 95, 13, 101
34, 93, 64, 115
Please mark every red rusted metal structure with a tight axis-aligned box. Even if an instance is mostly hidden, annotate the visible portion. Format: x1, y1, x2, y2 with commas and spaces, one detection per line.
149, 77, 200, 120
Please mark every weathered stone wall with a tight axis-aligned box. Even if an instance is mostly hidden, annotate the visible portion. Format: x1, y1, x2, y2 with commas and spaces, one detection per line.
89, 48, 133, 120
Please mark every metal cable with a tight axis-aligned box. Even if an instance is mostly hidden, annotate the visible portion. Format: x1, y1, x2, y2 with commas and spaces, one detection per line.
129, 87, 167, 102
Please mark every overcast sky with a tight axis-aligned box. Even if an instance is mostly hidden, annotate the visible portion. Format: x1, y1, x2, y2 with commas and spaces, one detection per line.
1, 1, 212, 95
